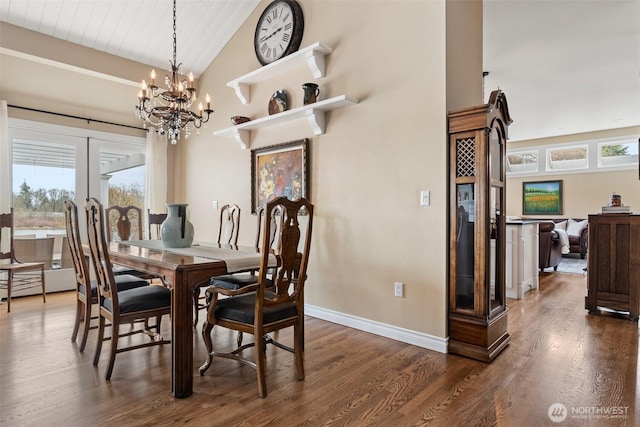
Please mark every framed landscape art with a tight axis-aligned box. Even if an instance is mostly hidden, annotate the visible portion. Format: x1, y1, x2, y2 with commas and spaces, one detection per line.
251, 139, 309, 213
522, 180, 563, 215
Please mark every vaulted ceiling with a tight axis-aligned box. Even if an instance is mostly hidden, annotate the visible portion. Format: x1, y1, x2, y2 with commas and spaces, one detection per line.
1, 0, 638, 142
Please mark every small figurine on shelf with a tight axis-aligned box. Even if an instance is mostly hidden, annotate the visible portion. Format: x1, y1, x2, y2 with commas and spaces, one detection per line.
601, 192, 632, 213
609, 193, 622, 207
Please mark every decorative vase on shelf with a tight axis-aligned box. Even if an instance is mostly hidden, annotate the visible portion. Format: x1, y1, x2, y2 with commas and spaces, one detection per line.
160, 203, 194, 248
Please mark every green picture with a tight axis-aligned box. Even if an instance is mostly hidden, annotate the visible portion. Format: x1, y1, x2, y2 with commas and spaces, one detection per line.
522, 180, 563, 215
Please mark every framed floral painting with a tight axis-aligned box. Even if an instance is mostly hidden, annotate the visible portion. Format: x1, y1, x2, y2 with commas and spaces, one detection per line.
251, 139, 309, 213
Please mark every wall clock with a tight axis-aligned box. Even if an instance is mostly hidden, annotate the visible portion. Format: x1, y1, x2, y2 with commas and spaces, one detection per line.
254, 0, 304, 66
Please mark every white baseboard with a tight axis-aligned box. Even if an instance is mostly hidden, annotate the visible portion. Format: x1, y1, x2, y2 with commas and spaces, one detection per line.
305, 304, 448, 354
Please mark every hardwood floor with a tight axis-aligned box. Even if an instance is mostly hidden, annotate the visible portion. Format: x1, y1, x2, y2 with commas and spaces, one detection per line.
1, 272, 638, 426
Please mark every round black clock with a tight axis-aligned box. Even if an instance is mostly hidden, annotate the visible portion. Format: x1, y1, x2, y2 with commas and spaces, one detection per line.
254, 0, 304, 66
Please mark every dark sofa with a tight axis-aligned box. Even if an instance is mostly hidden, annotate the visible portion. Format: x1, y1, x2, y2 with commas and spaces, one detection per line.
539, 221, 562, 271
550, 218, 589, 259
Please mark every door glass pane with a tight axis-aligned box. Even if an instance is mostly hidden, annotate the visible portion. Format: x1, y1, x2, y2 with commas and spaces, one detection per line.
12, 138, 76, 269
456, 183, 475, 310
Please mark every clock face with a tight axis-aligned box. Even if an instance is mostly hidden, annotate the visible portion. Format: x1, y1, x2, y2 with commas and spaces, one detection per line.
254, 0, 304, 65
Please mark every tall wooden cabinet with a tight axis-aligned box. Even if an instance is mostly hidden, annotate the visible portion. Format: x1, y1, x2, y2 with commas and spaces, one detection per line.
585, 214, 640, 320
447, 90, 513, 362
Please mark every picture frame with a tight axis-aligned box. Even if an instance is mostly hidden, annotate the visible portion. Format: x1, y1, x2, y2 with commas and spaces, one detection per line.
251, 139, 309, 213
522, 180, 563, 215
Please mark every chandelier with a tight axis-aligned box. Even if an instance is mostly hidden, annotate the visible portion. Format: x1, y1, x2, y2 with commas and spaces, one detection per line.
135, 0, 213, 145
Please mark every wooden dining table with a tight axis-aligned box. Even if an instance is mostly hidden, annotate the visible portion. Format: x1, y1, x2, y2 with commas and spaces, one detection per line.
107, 240, 275, 398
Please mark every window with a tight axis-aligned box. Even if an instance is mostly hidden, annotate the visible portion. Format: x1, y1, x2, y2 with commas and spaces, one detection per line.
598, 141, 639, 168
9, 118, 146, 245
507, 137, 638, 177
507, 150, 538, 174
547, 145, 588, 171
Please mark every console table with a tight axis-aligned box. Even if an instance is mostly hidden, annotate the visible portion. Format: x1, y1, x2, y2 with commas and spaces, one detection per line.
585, 214, 640, 320
505, 221, 539, 299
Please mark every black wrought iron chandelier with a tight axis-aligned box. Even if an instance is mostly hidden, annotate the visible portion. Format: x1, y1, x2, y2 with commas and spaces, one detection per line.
136, 0, 213, 145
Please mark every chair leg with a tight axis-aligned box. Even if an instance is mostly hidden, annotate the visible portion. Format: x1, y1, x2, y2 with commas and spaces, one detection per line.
105, 321, 120, 380
93, 315, 106, 366
71, 299, 82, 342
79, 300, 92, 352
41, 267, 46, 303
294, 322, 305, 381
199, 320, 214, 375
237, 332, 243, 347
6, 271, 12, 313
255, 326, 267, 398
192, 288, 200, 327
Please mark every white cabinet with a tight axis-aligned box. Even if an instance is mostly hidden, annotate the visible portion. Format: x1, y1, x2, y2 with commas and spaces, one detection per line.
214, 42, 358, 149
505, 221, 539, 299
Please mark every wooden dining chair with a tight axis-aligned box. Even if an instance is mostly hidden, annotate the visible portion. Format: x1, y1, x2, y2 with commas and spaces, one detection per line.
199, 197, 314, 398
105, 205, 143, 242
192, 203, 241, 326
0, 209, 48, 313
105, 204, 162, 281
208, 205, 283, 345
85, 198, 171, 380
147, 210, 167, 240
65, 200, 149, 352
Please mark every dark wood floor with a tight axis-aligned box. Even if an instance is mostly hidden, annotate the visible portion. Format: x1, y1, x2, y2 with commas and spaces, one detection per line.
1, 272, 638, 426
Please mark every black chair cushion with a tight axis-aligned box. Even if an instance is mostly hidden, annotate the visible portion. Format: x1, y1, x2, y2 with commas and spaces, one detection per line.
214, 291, 296, 325
103, 285, 171, 314
210, 273, 272, 291
80, 274, 148, 298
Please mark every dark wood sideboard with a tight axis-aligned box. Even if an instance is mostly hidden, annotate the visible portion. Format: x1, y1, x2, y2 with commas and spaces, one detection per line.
585, 214, 640, 320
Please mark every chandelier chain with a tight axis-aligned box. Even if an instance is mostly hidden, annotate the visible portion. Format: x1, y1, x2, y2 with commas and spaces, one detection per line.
172, 0, 177, 66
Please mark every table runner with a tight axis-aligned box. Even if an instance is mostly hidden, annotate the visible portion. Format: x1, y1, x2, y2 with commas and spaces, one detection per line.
119, 240, 276, 273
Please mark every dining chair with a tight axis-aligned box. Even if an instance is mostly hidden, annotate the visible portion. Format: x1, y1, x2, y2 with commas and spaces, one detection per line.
65, 200, 149, 352
147, 210, 167, 240
85, 198, 171, 380
192, 203, 241, 326
105, 204, 162, 281
0, 209, 47, 313
208, 205, 283, 345
105, 205, 143, 242
199, 197, 314, 398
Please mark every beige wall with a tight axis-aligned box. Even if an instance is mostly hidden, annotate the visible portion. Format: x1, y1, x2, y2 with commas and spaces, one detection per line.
178, 0, 452, 337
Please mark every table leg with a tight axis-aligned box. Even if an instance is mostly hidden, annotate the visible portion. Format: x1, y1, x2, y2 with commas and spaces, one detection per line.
171, 269, 193, 398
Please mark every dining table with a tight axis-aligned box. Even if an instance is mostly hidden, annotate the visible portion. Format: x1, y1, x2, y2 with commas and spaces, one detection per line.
107, 239, 276, 398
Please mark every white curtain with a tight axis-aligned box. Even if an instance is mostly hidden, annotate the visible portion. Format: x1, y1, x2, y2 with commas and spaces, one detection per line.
143, 131, 167, 238
0, 100, 10, 214
0, 100, 11, 254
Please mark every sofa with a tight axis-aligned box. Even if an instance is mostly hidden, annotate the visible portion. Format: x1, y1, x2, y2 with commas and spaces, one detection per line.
539, 221, 563, 271
550, 218, 589, 259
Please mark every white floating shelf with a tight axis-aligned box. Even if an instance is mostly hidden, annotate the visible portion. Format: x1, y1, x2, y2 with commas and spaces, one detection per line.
213, 95, 358, 149
227, 42, 333, 105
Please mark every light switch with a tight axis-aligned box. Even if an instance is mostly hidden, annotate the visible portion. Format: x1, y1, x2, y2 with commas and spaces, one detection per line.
212, 200, 218, 209
420, 190, 430, 206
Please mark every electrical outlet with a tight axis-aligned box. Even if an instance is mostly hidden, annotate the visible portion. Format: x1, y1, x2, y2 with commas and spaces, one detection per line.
394, 282, 404, 298
212, 200, 218, 209
420, 190, 430, 206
